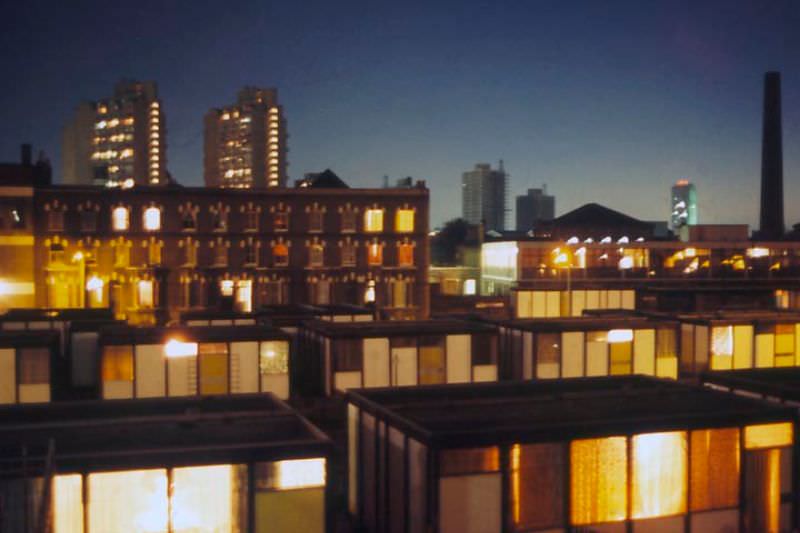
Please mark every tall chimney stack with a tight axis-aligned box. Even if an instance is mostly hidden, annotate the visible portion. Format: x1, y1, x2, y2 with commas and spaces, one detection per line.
759, 71, 784, 239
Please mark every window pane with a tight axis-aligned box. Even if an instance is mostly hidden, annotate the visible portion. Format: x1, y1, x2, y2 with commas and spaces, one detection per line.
775, 324, 794, 355
395, 209, 414, 232
102, 345, 134, 381
537, 333, 559, 364
255, 458, 326, 490
744, 448, 781, 533
471, 333, 497, 365
19, 348, 49, 384
143, 207, 161, 231
88, 469, 168, 533
112, 207, 129, 231
439, 447, 499, 476
398, 244, 414, 266
260, 341, 288, 375
53, 474, 83, 533
711, 326, 734, 370
510, 443, 564, 531
690, 428, 740, 511
199, 343, 229, 395
744, 422, 793, 449
570, 437, 627, 526
364, 209, 383, 232
609, 341, 632, 375
632, 431, 687, 519
172, 465, 237, 533
334, 338, 362, 371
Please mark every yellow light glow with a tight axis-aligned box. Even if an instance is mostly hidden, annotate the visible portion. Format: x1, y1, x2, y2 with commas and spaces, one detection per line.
608, 329, 633, 343
220, 279, 234, 296
122, 178, 135, 189
143, 206, 161, 231
53, 474, 83, 533
553, 252, 569, 266
511, 444, 521, 523
395, 208, 414, 232
685, 247, 696, 257
632, 431, 687, 519
164, 339, 198, 358
72, 251, 84, 262
570, 437, 627, 525
744, 422, 793, 449
275, 458, 326, 489
89, 469, 168, 533
566, 236, 579, 244
365, 280, 376, 303
171, 465, 233, 532
747, 247, 770, 258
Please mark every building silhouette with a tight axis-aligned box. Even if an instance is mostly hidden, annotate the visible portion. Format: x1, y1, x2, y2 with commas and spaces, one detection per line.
204, 87, 288, 188
516, 186, 554, 231
462, 161, 508, 231
62, 80, 166, 187
759, 71, 784, 239
670, 179, 697, 230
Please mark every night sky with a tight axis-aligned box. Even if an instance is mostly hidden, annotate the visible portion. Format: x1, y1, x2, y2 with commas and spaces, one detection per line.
1, 0, 798, 229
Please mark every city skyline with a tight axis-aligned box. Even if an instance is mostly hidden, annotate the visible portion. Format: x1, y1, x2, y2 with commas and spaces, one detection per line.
1, 0, 798, 229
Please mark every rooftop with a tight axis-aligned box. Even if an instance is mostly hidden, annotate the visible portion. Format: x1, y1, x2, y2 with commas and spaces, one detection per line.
0, 394, 330, 477
703, 367, 800, 404
98, 324, 290, 345
303, 318, 496, 338
346, 376, 793, 448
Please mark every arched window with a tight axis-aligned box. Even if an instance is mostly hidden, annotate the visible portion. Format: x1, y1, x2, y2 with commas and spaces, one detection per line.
112, 206, 129, 231
273, 243, 289, 267
143, 206, 161, 231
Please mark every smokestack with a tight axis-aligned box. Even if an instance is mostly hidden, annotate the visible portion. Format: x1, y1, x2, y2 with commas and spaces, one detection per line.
759, 71, 784, 239
20, 144, 32, 166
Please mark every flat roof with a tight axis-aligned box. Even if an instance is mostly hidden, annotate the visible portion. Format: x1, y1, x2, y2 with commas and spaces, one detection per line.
302, 319, 497, 339
671, 310, 800, 326
0, 308, 115, 322
496, 316, 677, 333
346, 376, 794, 449
98, 324, 290, 345
702, 367, 800, 404
0, 394, 330, 478
0, 330, 60, 348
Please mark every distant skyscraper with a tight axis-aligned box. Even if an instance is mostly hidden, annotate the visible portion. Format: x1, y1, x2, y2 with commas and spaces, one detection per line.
516, 186, 555, 231
670, 179, 697, 230
759, 71, 784, 239
462, 161, 508, 231
62, 80, 166, 186
204, 87, 288, 188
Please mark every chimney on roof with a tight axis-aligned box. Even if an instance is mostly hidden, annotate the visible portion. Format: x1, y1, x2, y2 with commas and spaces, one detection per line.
21, 144, 32, 166
759, 71, 785, 239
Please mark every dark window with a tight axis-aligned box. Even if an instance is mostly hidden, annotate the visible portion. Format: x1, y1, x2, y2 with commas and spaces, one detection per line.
341, 211, 356, 232
439, 447, 499, 476
246, 210, 259, 231
274, 211, 289, 231
471, 333, 497, 365
19, 348, 50, 384
509, 443, 565, 531
80, 210, 97, 232
309, 211, 323, 232
48, 210, 64, 232
334, 338, 362, 371
182, 211, 196, 230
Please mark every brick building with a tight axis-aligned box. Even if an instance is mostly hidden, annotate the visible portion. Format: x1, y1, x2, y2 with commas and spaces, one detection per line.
0, 158, 429, 323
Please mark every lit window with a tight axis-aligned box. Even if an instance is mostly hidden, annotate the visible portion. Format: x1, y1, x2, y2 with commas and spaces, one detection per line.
102, 345, 133, 381
744, 422, 793, 449
395, 208, 414, 232
220, 279, 234, 296
710, 326, 734, 370
137, 280, 154, 308
398, 243, 414, 266
260, 341, 289, 374
256, 458, 326, 490
463, 279, 476, 295
86, 276, 104, 307
367, 243, 382, 266
365, 280, 376, 303
235, 280, 252, 312
631, 431, 687, 519
690, 428, 740, 511
143, 206, 161, 231
171, 466, 234, 533
53, 475, 83, 532
88, 469, 168, 533
570, 437, 627, 526
164, 339, 198, 358
273, 243, 289, 267
364, 209, 383, 232
112, 206, 129, 231
120, 148, 133, 159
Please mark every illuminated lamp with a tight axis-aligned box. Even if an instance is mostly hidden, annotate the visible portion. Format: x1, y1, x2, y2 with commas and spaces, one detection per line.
86, 276, 104, 291
607, 329, 634, 343
220, 279, 234, 296
747, 247, 770, 258
275, 458, 326, 489
600, 236, 612, 244
72, 251, 84, 262
164, 339, 198, 358
618, 256, 634, 270
122, 178, 135, 189
684, 248, 696, 258
617, 236, 629, 244
635, 237, 645, 242
584, 238, 594, 243
566, 236, 579, 244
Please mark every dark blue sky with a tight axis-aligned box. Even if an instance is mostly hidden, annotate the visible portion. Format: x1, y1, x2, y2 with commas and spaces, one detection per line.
1, 0, 798, 228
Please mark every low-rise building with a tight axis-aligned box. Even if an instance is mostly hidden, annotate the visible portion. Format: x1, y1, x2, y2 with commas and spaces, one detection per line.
0, 394, 332, 533
346, 376, 796, 533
